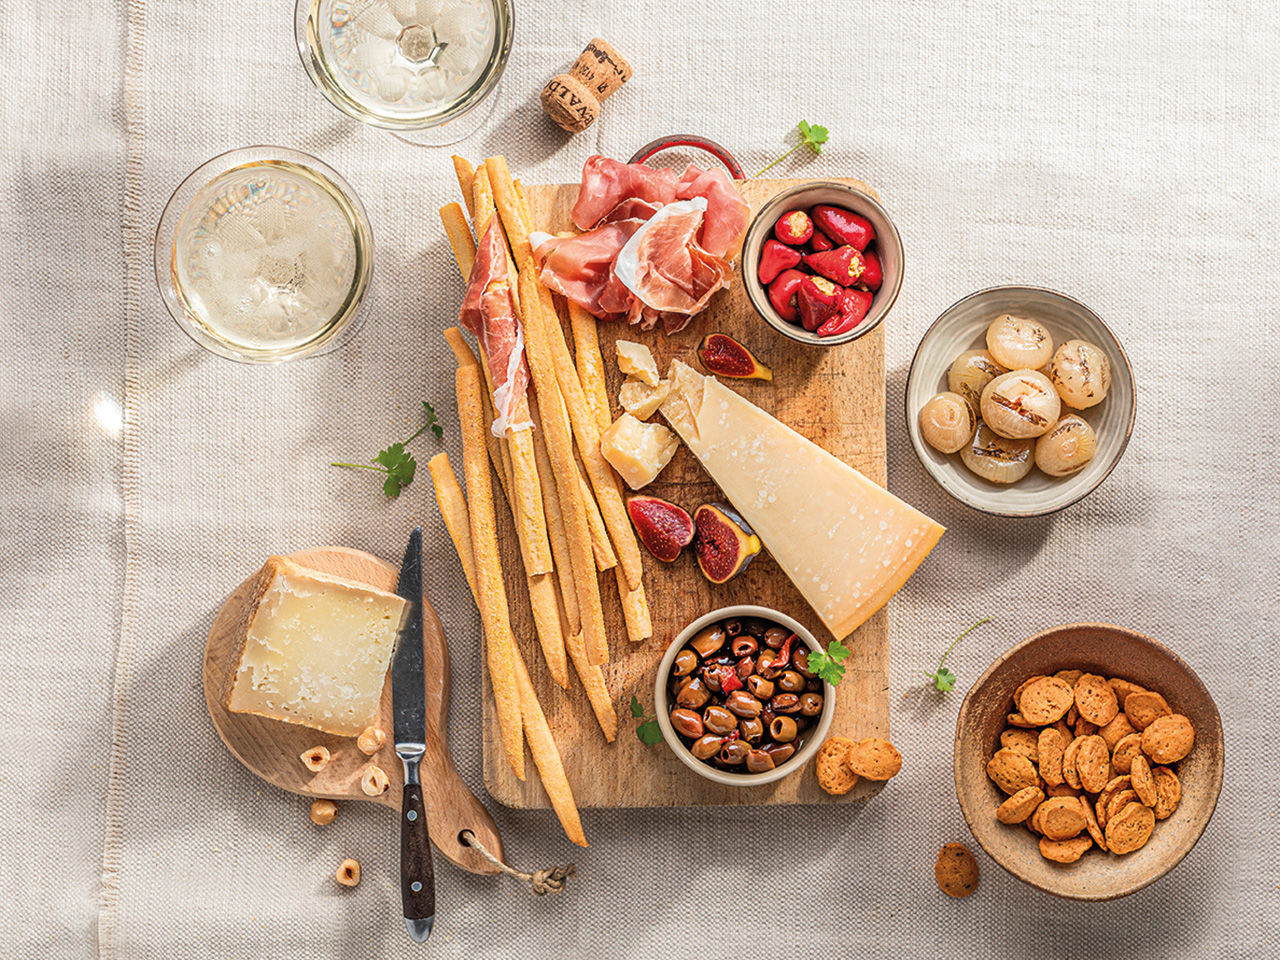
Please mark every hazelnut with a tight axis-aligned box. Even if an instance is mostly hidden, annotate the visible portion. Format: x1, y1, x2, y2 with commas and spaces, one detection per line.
356, 726, 387, 756
300, 746, 331, 773
309, 799, 337, 826
335, 858, 361, 887
360, 763, 389, 796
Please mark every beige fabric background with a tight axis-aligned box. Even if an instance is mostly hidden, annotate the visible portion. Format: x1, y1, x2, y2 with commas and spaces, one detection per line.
2, 0, 1277, 957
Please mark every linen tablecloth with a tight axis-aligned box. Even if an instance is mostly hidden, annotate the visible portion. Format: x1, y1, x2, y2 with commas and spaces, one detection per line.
2, 1, 1277, 956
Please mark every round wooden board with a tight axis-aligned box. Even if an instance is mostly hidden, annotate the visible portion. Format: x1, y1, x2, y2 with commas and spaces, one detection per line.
204, 546, 503, 874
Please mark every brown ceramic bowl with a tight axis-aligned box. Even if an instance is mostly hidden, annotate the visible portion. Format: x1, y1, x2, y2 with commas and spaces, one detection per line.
954, 623, 1223, 900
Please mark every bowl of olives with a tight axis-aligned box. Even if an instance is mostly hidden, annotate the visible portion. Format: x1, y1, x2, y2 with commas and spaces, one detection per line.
654, 605, 835, 786
905, 286, 1136, 517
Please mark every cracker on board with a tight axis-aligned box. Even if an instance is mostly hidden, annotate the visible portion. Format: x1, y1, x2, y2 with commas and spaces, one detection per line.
846, 738, 903, 781
814, 737, 860, 795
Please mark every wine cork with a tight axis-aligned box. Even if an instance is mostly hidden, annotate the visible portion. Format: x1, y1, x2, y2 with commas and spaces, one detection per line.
541, 38, 632, 133
568, 38, 632, 103
541, 74, 600, 133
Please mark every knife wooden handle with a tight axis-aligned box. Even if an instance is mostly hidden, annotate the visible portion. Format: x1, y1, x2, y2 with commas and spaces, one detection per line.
401, 782, 436, 934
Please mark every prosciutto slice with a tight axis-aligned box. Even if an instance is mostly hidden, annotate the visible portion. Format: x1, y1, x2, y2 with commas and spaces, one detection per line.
539, 155, 749, 334
459, 218, 532, 436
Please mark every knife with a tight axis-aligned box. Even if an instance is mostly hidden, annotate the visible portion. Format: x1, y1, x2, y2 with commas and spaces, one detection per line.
393, 527, 436, 942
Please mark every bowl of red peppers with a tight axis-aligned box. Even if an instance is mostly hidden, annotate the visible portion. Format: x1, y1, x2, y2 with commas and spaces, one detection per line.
741, 181, 903, 345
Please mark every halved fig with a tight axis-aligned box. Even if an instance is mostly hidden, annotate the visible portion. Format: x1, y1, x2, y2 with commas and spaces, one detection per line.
694, 503, 762, 584
697, 333, 772, 381
627, 495, 694, 563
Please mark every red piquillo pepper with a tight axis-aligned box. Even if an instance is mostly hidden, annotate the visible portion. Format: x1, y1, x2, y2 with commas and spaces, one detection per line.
809, 227, 834, 252
859, 248, 882, 291
804, 245, 865, 286
812, 205, 875, 251
767, 268, 807, 322
757, 238, 802, 285
797, 275, 841, 331
816, 288, 874, 338
774, 209, 814, 245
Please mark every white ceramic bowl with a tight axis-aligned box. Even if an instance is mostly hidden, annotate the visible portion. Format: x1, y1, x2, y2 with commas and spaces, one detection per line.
741, 182, 903, 346
905, 286, 1136, 517
653, 605, 835, 787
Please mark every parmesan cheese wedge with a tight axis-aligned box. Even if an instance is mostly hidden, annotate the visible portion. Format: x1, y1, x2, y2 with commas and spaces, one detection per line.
226, 557, 406, 736
660, 361, 944, 640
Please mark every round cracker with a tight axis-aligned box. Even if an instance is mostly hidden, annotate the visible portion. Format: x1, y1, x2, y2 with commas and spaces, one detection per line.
1006, 711, 1036, 728
1073, 717, 1099, 738
1045, 781, 1082, 798
1106, 788, 1140, 824
1124, 690, 1171, 730
1130, 754, 1157, 806
935, 843, 980, 897
847, 737, 902, 781
1105, 801, 1155, 854
1000, 728, 1041, 764
1095, 774, 1131, 827
986, 748, 1038, 795
1018, 676, 1075, 725
1098, 711, 1137, 751
1061, 736, 1083, 790
1074, 735, 1112, 794
1039, 796, 1088, 841
997, 785, 1044, 824
1037, 727, 1067, 787
1054, 668, 1084, 687
1111, 732, 1144, 774
815, 737, 860, 795
1152, 765, 1181, 819
1073, 673, 1120, 726
1013, 674, 1048, 711
1140, 714, 1195, 764
1108, 677, 1146, 702
1039, 834, 1092, 863
1079, 795, 1107, 851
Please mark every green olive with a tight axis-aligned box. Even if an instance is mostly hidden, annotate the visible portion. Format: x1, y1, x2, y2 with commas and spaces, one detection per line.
961, 423, 1034, 484
919, 391, 977, 454
1049, 339, 1112, 409
1035, 414, 1098, 477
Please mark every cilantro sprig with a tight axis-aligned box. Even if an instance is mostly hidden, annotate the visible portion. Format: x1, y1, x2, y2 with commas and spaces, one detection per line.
331, 401, 444, 499
753, 119, 830, 178
630, 695, 663, 746
806, 639, 851, 686
925, 618, 993, 692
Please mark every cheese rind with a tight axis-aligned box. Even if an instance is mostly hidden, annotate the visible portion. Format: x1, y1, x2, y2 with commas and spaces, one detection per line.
661, 361, 944, 640
599, 413, 677, 490
227, 557, 405, 736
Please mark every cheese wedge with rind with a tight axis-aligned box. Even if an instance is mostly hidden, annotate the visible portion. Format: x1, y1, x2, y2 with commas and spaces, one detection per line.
226, 556, 406, 736
660, 361, 944, 640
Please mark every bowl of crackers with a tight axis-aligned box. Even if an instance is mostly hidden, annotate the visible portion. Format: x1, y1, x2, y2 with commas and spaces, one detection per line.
954, 623, 1223, 900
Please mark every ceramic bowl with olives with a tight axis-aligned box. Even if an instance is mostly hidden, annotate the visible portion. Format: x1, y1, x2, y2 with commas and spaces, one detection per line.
654, 605, 835, 786
905, 286, 1136, 518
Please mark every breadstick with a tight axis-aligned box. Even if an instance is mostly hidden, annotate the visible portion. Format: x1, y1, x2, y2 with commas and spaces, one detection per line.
489, 156, 643, 593
443, 326, 513, 503
568, 300, 613, 432
429, 452, 586, 844
454, 363, 525, 780
529, 394, 580, 635
565, 627, 617, 743
440, 202, 476, 279
615, 564, 652, 644
577, 463, 617, 571
451, 156, 476, 219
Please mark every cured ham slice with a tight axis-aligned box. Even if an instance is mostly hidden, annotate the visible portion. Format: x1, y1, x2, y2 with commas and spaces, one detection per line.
675, 164, 751, 260
538, 155, 750, 334
571, 156, 678, 230
459, 218, 532, 436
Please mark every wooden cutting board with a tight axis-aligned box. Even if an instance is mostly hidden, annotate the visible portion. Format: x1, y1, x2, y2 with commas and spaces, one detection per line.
484, 177, 889, 808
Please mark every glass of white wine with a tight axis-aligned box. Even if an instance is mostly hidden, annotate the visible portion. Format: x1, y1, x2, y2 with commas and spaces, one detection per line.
295, 0, 513, 146
155, 146, 374, 363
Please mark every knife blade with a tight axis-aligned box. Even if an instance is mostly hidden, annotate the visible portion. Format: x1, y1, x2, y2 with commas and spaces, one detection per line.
392, 527, 436, 942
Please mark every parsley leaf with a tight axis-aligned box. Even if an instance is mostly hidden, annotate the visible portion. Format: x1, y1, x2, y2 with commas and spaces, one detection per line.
636, 719, 663, 746
332, 400, 444, 499
753, 119, 832, 178
630, 694, 645, 718
806, 638, 851, 686
925, 618, 992, 693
